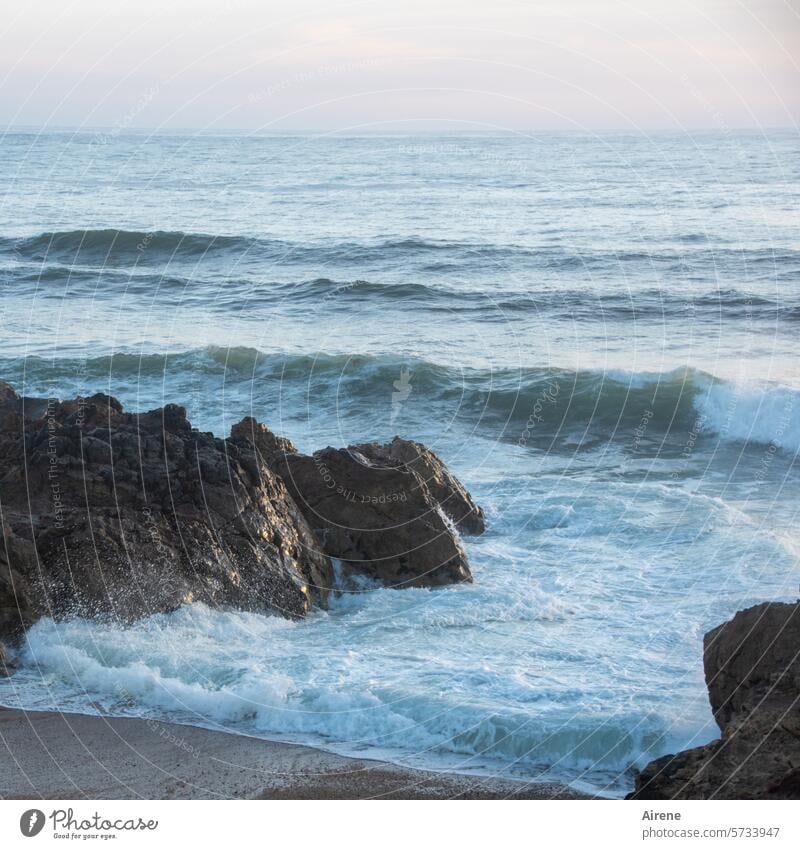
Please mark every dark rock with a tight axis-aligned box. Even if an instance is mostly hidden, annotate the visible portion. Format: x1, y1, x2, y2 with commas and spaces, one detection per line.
1, 385, 483, 641
235, 419, 476, 588
0, 639, 16, 677
351, 437, 485, 535
630, 602, 800, 799
231, 416, 298, 467
0, 529, 38, 639
704, 602, 800, 728
0, 384, 333, 639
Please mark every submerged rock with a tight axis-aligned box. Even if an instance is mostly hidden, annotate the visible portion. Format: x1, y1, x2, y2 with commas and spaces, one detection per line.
630, 602, 800, 800
233, 418, 474, 588
0, 384, 333, 637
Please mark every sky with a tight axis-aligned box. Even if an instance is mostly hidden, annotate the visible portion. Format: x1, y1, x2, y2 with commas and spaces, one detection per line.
0, 0, 798, 131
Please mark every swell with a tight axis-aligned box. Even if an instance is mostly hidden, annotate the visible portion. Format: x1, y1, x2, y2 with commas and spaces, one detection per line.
4, 349, 799, 453
4, 265, 798, 322
0, 229, 256, 267
3, 229, 799, 275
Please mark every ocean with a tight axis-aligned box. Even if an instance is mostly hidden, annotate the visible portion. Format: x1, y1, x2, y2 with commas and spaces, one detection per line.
0, 128, 798, 796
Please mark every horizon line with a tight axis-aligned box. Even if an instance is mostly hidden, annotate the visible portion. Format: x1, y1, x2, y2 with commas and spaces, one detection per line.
2, 124, 798, 136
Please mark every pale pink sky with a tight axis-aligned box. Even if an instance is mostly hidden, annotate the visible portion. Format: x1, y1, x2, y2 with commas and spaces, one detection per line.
1, 0, 798, 131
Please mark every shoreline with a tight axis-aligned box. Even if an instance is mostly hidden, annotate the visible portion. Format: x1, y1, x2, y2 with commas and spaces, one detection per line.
0, 708, 591, 800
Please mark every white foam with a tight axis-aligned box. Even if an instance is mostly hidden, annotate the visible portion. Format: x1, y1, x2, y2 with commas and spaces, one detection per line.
2, 601, 693, 794
695, 379, 800, 453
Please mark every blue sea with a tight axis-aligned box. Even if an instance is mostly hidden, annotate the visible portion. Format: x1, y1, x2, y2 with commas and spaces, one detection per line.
0, 128, 798, 796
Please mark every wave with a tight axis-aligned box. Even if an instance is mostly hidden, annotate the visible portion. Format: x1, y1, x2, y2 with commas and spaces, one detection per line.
0, 229, 259, 267
3, 229, 799, 275
3, 263, 797, 322
276, 280, 799, 321
0, 230, 526, 267
3, 349, 799, 453
3, 604, 689, 791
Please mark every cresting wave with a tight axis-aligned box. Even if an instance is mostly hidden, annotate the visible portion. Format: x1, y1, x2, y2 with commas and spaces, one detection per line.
4, 348, 799, 453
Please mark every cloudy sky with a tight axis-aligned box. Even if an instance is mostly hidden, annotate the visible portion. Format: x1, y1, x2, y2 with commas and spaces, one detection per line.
1, 0, 798, 131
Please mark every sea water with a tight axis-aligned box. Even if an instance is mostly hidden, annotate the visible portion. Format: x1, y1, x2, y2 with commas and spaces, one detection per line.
0, 129, 798, 795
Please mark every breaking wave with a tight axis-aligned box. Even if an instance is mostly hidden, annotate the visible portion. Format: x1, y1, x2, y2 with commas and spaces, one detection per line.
3, 350, 798, 453
2, 603, 700, 794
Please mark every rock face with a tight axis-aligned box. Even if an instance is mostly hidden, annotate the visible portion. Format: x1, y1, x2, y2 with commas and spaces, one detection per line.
0, 386, 482, 648
0, 384, 333, 637
630, 602, 800, 799
232, 418, 475, 588
352, 437, 486, 535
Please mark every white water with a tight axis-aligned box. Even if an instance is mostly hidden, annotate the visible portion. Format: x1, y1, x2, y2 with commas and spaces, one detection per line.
2, 469, 797, 795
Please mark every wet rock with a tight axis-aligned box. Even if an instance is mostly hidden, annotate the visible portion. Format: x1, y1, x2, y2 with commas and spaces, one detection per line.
352, 437, 485, 535
239, 421, 477, 588
0, 383, 483, 642
630, 602, 800, 799
0, 385, 333, 639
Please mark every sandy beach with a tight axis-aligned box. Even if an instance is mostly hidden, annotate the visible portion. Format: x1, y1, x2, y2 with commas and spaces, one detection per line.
0, 708, 588, 800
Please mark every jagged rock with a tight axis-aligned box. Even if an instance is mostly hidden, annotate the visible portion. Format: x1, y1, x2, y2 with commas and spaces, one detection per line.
352, 437, 485, 535
630, 602, 800, 799
235, 419, 475, 588
231, 416, 298, 467
0, 384, 333, 639
0, 386, 483, 642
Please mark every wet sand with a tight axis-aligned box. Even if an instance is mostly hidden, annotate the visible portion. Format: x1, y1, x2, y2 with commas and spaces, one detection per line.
0, 708, 590, 799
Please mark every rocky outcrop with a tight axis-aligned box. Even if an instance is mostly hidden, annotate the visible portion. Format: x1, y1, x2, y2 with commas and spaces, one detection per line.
0, 384, 333, 637
0, 386, 482, 649
233, 418, 475, 588
630, 602, 800, 799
